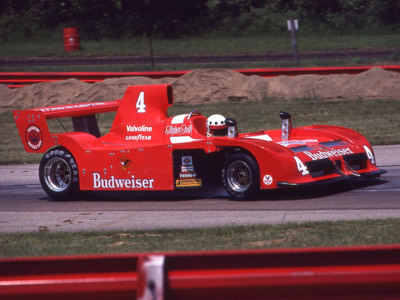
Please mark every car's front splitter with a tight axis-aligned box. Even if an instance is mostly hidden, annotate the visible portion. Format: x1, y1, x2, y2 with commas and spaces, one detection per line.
276, 169, 386, 188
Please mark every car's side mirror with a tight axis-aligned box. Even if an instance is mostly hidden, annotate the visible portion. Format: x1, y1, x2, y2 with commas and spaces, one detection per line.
279, 111, 292, 120
225, 118, 238, 138
225, 118, 237, 126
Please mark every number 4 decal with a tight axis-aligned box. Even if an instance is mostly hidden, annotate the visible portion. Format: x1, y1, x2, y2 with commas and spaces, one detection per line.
294, 156, 309, 175
136, 91, 146, 113
363, 146, 376, 165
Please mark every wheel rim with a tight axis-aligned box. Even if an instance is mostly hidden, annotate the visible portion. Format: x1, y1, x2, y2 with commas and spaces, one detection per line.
227, 160, 252, 193
43, 157, 71, 192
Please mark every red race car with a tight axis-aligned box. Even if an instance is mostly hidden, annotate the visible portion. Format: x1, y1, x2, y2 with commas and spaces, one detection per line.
13, 84, 385, 200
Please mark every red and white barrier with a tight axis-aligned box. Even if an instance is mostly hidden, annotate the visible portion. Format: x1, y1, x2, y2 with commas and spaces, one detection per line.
1, 245, 400, 299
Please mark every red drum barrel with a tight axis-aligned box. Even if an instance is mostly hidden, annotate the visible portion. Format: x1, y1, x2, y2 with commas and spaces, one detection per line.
63, 27, 80, 52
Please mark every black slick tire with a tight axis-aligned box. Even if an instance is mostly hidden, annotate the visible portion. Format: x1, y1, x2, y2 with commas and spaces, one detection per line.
222, 153, 260, 200
39, 147, 79, 200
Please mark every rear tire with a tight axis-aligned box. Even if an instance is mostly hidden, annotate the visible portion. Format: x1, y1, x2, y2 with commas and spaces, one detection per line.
222, 153, 260, 200
39, 147, 79, 200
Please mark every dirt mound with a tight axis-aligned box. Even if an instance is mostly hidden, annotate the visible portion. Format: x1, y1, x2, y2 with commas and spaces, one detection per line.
7, 78, 90, 109
172, 69, 268, 103
1, 67, 399, 111
268, 67, 400, 100
0, 85, 10, 110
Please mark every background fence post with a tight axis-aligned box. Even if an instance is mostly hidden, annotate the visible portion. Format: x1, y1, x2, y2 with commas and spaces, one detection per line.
287, 19, 299, 66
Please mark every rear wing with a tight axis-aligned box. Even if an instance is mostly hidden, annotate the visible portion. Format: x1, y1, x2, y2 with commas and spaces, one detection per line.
13, 100, 120, 153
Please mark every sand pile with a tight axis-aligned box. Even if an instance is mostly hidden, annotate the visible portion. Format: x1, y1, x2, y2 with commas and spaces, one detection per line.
1, 67, 399, 111
172, 69, 268, 103
267, 67, 400, 100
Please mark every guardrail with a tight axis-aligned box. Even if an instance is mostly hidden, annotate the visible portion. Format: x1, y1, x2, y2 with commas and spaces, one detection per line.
2, 65, 400, 88
1, 245, 400, 300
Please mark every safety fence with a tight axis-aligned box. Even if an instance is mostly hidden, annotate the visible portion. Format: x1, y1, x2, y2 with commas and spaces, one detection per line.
1, 245, 400, 300
2, 65, 400, 88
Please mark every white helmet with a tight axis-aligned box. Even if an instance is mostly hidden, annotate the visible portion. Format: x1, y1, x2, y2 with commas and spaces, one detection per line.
207, 114, 227, 136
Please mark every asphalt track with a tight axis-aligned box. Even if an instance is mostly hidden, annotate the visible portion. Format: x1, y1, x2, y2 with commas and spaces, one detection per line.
0, 145, 399, 233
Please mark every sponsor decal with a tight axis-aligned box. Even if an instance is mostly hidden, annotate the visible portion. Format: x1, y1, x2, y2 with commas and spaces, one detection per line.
180, 173, 197, 178
118, 157, 132, 171
263, 175, 273, 185
176, 178, 202, 187
165, 124, 192, 135
126, 125, 153, 141
176, 156, 202, 187
126, 135, 152, 141
126, 125, 152, 132
25, 125, 43, 151
304, 147, 353, 160
37, 102, 106, 112
93, 173, 154, 189
181, 156, 194, 173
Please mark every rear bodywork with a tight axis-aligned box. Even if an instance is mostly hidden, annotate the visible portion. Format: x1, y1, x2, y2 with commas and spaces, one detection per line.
13, 84, 385, 197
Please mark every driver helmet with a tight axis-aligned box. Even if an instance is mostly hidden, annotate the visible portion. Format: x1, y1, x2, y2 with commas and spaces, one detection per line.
207, 114, 228, 136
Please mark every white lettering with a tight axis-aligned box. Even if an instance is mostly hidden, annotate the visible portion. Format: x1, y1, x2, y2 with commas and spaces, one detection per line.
180, 173, 197, 178
37, 102, 106, 112
142, 179, 149, 188
115, 178, 124, 188
92, 173, 154, 189
126, 125, 153, 132
108, 176, 115, 188
126, 135, 152, 141
101, 179, 108, 188
136, 179, 142, 188
304, 147, 353, 160
131, 176, 135, 188
93, 173, 101, 188
165, 125, 192, 135
136, 91, 146, 113
363, 146, 376, 165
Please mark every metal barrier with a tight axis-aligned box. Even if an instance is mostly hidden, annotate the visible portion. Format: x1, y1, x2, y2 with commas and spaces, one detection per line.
2, 65, 400, 88
1, 245, 400, 299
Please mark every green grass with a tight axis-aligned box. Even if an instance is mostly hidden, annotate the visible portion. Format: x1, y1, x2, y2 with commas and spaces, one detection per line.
1, 219, 399, 257
1, 33, 398, 72
1, 33, 399, 58
3, 97, 400, 165
1, 55, 398, 73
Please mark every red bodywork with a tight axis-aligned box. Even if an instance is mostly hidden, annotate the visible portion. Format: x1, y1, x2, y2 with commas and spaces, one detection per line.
13, 84, 384, 196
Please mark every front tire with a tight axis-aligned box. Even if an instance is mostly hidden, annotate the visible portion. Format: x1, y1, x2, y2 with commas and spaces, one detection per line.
39, 147, 79, 200
222, 153, 260, 199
